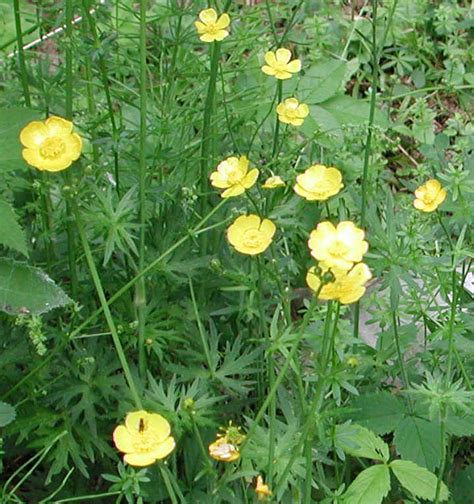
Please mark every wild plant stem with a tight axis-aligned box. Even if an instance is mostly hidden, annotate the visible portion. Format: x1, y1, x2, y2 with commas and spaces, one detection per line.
354, 0, 378, 341
64, 0, 79, 300
277, 302, 341, 498
137, 0, 148, 377
72, 200, 142, 409
391, 309, 413, 413
13, 0, 31, 106
272, 81, 283, 159
435, 405, 447, 503
200, 42, 221, 223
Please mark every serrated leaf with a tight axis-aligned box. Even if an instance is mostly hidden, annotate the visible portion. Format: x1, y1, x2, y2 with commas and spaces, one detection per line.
445, 413, 474, 437
299, 59, 348, 104
393, 416, 441, 470
0, 401, 16, 427
343, 465, 391, 504
390, 460, 449, 502
335, 423, 389, 462
0, 107, 42, 172
0, 199, 28, 256
0, 258, 71, 315
351, 391, 407, 434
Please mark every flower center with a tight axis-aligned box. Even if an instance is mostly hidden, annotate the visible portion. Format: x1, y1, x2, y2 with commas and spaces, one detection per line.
243, 229, 264, 249
40, 137, 66, 159
132, 430, 158, 453
206, 23, 218, 34
274, 61, 288, 72
328, 239, 350, 257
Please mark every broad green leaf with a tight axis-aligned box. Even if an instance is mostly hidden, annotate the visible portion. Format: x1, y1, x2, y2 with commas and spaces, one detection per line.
335, 423, 389, 462
0, 198, 28, 256
446, 413, 474, 437
0, 107, 42, 173
0, 258, 71, 315
319, 95, 390, 128
343, 465, 390, 504
299, 59, 348, 104
351, 391, 407, 434
0, 401, 16, 427
393, 416, 441, 470
390, 460, 449, 502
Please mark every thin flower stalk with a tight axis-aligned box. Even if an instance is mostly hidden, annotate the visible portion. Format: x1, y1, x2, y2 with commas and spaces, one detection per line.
64, 0, 79, 299
72, 200, 143, 409
137, 0, 149, 377
13, 0, 31, 106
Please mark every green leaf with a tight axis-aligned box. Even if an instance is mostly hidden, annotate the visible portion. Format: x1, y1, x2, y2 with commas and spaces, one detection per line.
299, 59, 348, 104
0, 107, 42, 173
351, 391, 407, 435
446, 413, 474, 437
453, 464, 474, 504
319, 95, 390, 127
343, 465, 391, 504
0, 199, 28, 256
335, 423, 389, 462
390, 460, 449, 502
0, 401, 16, 427
393, 416, 441, 470
0, 258, 71, 315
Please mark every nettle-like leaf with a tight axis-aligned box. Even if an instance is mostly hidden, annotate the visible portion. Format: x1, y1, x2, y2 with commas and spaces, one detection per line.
0, 198, 28, 257
390, 460, 449, 502
350, 391, 407, 435
343, 464, 391, 504
0, 258, 71, 315
393, 416, 441, 470
335, 423, 389, 462
0, 401, 16, 427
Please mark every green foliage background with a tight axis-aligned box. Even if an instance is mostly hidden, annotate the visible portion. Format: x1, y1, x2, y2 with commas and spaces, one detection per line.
0, 0, 473, 502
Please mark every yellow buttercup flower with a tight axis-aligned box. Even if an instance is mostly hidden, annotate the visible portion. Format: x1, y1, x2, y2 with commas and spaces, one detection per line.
261, 48, 301, 80
210, 155, 259, 198
308, 221, 368, 271
195, 8, 230, 42
227, 214, 276, 256
262, 175, 285, 189
413, 179, 447, 212
347, 356, 360, 367
255, 475, 272, 501
276, 98, 309, 126
113, 410, 176, 467
306, 263, 372, 305
294, 164, 343, 201
20, 116, 82, 172
208, 437, 240, 462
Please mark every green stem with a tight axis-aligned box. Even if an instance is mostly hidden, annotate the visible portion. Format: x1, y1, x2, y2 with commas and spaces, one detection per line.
64, 0, 79, 300
391, 309, 413, 412
12, 0, 31, 106
200, 42, 221, 222
240, 299, 320, 454
72, 201, 142, 409
434, 405, 447, 504
355, 0, 378, 341
272, 81, 283, 159
276, 303, 341, 497
137, 0, 148, 377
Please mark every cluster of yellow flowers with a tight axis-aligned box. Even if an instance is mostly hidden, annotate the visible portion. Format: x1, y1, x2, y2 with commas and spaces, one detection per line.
306, 221, 372, 304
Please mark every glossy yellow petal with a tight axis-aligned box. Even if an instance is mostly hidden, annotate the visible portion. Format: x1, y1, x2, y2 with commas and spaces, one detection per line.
286, 59, 302, 73
113, 425, 134, 453
259, 218, 276, 239
241, 168, 259, 189
264, 51, 276, 66
275, 48, 292, 63
195, 21, 207, 33
125, 410, 149, 433
149, 436, 176, 460
262, 176, 285, 189
297, 104, 310, 117
124, 452, 157, 467
261, 65, 276, 76
67, 133, 83, 160
306, 267, 321, 293
221, 185, 246, 198
213, 30, 229, 41
199, 8, 217, 24
215, 13, 230, 29
20, 121, 48, 148
22, 148, 44, 169
45, 116, 73, 135
275, 70, 293, 80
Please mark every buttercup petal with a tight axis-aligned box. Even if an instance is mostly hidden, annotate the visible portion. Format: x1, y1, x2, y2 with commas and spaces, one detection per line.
275, 48, 292, 63
113, 425, 134, 453
215, 13, 230, 29
222, 185, 245, 198
124, 452, 157, 467
125, 410, 149, 433
195, 21, 207, 33
67, 133, 83, 160
261, 65, 276, 76
259, 218, 276, 239
199, 8, 218, 24
20, 121, 49, 148
45, 116, 73, 135
149, 437, 176, 460
264, 51, 277, 66
286, 59, 302, 73
22, 148, 44, 169
201, 33, 219, 42
213, 30, 229, 41
242, 168, 259, 189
